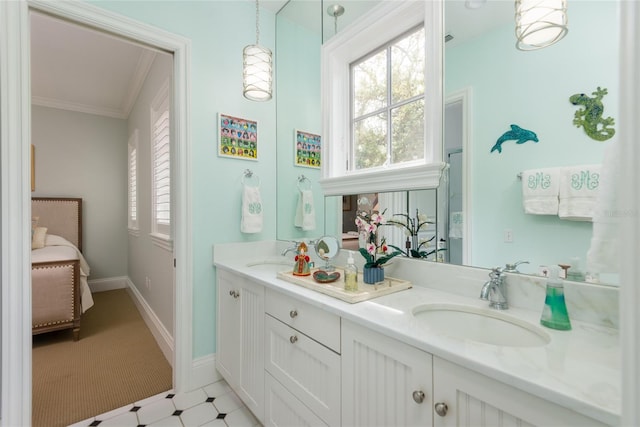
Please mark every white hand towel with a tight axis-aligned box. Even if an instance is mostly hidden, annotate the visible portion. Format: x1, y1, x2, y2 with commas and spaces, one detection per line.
241, 185, 263, 233
294, 190, 316, 231
521, 168, 560, 215
558, 165, 601, 221
587, 144, 620, 273
449, 211, 463, 239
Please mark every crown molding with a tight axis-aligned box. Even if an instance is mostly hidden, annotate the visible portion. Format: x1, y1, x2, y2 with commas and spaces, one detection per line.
122, 50, 156, 117
31, 95, 127, 119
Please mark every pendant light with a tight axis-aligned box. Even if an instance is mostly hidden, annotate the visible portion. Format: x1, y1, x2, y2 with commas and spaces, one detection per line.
243, 0, 272, 101
515, 0, 568, 51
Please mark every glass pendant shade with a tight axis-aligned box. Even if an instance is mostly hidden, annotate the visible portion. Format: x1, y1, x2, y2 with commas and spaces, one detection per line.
243, 44, 272, 101
515, 0, 568, 51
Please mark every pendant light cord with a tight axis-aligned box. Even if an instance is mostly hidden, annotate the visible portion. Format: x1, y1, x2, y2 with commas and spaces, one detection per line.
255, 0, 260, 45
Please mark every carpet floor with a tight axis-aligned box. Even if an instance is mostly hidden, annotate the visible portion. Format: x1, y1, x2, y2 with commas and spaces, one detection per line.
32, 289, 172, 427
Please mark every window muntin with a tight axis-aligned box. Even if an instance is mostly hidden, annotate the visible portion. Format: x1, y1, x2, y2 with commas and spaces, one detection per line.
351, 26, 425, 171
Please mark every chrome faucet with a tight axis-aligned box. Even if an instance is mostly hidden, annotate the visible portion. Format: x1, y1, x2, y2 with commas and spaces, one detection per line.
281, 241, 300, 256
480, 266, 508, 310
280, 239, 317, 256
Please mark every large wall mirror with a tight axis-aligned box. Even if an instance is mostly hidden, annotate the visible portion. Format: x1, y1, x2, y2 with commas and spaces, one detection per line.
276, 0, 620, 286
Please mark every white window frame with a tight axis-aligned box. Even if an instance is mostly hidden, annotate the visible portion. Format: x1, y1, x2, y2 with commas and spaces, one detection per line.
350, 24, 426, 171
320, 0, 445, 196
128, 129, 140, 236
150, 78, 173, 251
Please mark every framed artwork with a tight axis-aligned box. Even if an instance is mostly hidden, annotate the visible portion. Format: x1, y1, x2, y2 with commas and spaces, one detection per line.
218, 113, 258, 160
294, 129, 321, 169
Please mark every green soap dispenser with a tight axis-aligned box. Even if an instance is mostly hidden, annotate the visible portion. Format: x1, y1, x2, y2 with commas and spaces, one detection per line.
540, 265, 572, 330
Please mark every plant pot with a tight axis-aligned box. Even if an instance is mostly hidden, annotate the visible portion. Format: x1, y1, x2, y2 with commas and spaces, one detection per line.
363, 266, 384, 284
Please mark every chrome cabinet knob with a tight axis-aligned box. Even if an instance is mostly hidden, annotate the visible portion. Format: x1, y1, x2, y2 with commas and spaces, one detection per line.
289, 309, 298, 318
289, 335, 298, 344
412, 390, 425, 404
229, 290, 239, 299
435, 402, 448, 417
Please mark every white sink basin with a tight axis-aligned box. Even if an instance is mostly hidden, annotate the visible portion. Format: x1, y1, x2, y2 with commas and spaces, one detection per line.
411, 303, 550, 347
246, 258, 294, 273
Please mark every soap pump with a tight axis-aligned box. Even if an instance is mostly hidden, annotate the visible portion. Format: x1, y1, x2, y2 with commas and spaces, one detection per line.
344, 251, 358, 292
540, 265, 572, 330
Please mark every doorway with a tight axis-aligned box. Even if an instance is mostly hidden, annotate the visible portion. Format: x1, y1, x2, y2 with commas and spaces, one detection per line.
0, 1, 192, 424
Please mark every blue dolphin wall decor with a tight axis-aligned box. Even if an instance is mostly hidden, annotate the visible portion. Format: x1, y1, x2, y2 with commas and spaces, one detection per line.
490, 124, 539, 153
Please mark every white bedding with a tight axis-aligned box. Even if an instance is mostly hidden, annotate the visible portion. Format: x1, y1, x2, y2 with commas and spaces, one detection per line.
32, 234, 94, 313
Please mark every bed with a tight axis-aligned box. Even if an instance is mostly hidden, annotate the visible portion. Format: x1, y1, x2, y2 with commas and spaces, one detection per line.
31, 197, 93, 341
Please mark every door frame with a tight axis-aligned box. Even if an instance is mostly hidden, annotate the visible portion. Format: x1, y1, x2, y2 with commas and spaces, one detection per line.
0, 1, 192, 424
444, 88, 471, 265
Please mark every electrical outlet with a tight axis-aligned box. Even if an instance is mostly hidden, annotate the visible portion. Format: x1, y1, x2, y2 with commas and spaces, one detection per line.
504, 229, 513, 243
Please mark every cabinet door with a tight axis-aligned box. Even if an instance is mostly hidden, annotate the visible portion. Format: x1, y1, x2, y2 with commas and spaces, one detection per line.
237, 277, 265, 421
216, 271, 265, 423
216, 270, 240, 388
342, 319, 433, 427
433, 357, 607, 427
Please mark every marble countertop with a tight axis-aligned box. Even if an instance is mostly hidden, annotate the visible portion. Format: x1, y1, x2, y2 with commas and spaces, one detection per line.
214, 242, 620, 425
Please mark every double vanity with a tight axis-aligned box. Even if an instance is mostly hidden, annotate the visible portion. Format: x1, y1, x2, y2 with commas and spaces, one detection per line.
213, 240, 620, 426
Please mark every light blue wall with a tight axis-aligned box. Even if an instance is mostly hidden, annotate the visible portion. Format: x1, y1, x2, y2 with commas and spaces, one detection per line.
276, 12, 324, 241
445, 1, 618, 275
91, 0, 277, 357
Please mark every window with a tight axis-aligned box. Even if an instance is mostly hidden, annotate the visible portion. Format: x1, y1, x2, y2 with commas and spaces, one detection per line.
150, 79, 172, 248
351, 26, 425, 171
320, 1, 444, 196
128, 129, 139, 235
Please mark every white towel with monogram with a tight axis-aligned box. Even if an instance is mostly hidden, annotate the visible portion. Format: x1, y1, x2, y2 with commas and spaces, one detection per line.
241, 184, 263, 233
559, 165, 601, 221
294, 189, 316, 231
521, 168, 560, 215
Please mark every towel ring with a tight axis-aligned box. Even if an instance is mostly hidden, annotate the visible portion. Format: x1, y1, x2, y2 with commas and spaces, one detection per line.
297, 174, 312, 191
242, 169, 261, 187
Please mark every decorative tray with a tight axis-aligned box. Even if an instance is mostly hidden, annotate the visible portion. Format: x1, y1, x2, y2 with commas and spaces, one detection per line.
277, 268, 412, 304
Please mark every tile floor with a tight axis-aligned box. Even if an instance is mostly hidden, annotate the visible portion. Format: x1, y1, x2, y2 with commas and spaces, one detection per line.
68, 379, 260, 427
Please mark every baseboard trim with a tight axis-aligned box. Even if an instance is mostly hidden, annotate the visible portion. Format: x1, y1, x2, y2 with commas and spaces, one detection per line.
190, 354, 222, 391
88, 276, 128, 293
125, 278, 174, 367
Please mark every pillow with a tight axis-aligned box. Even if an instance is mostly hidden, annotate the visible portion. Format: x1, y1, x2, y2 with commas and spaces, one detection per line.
31, 216, 39, 239
32, 226, 47, 250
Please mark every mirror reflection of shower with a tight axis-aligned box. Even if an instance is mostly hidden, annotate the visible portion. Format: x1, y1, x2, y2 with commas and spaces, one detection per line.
327, 4, 345, 35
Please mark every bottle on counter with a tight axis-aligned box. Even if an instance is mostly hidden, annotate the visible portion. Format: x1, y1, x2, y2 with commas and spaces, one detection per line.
344, 251, 358, 292
540, 265, 572, 331
565, 256, 585, 282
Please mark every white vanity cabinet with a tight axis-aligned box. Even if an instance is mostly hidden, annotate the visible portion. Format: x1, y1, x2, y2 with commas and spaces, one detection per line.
215, 270, 265, 422
433, 357, 607, 427
341, 320, 434, 426
342, 320, 607, 427
264, 289, 341, 426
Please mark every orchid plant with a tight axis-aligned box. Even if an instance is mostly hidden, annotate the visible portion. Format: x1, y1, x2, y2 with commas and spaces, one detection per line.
355, 210, 402, 268
385, 209, 444, 259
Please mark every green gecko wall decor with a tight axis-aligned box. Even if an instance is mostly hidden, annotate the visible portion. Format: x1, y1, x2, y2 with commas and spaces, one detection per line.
569, 87, 615, 141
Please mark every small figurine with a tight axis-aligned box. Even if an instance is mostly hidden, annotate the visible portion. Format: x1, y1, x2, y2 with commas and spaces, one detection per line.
293, 242, 311, 276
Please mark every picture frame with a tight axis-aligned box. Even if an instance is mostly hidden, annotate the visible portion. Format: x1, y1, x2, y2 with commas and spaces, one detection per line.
218, 113, 258, 161
294, 129, 321, 169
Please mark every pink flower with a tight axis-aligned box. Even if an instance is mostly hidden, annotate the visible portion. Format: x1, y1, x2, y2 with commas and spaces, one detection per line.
366, 223, 377, 234
355, 217, 363, 228
366, 243, 376, 255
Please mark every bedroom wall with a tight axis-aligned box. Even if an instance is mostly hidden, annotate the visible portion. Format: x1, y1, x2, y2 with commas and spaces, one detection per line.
127, 52, 175, 336
31, 105, 128, 280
